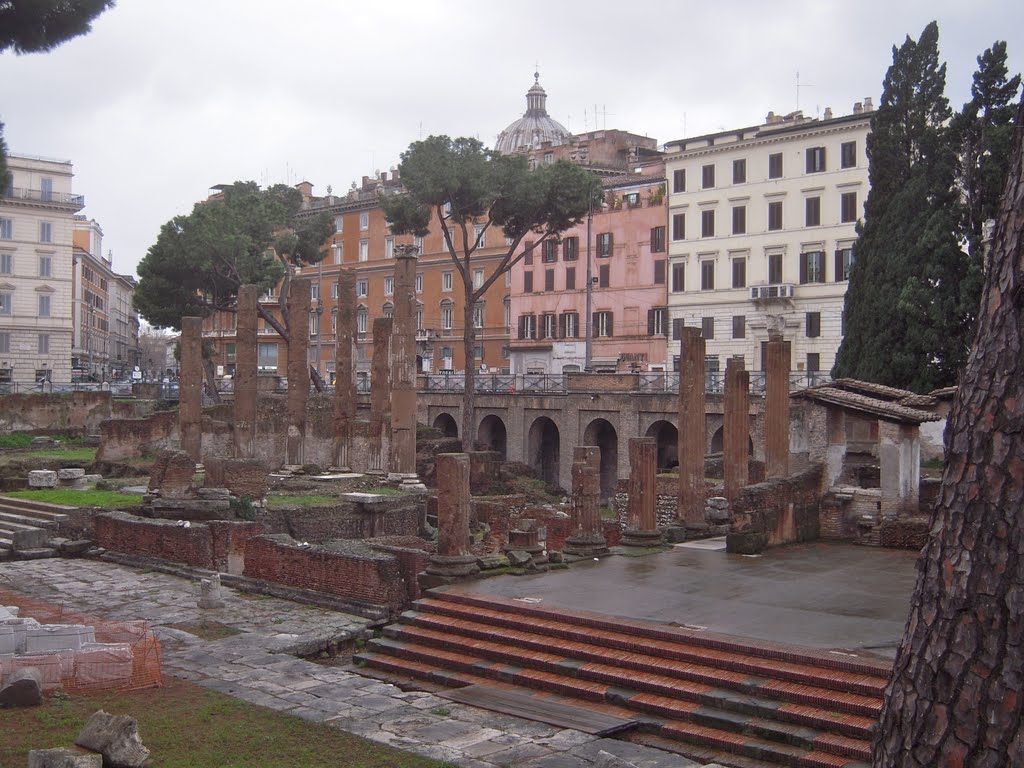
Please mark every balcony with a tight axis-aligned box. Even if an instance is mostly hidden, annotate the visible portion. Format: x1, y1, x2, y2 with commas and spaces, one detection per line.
2, 186, 85, 210
415, 328, 437, 342
749, 284, 795, 302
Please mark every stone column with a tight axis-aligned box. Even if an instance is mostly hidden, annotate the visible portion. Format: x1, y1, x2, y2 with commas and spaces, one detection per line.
723, 356, 750, 502
286, 277, 311, 466
565, 446, 609, 557
368, 317, 393, 475
765, 334, 791, 478
389, 247, 422, 489
179, 316, 203, 464
423, 453, 480, 583
234, 285, 258, 459
622, 437, 663, 547
878, 421, 921, 519
676, 326, 707, 534
333, 269, 356, 470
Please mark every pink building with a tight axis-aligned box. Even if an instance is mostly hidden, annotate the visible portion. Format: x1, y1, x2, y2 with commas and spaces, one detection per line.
509, 157, 669, 373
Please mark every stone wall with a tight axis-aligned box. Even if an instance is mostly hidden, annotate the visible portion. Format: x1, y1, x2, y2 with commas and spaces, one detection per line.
94, 511, 261, 571
0, 392, 115, 433
243, 534, 416, 616
727, 464, 824, 554
254, 498, 421, 544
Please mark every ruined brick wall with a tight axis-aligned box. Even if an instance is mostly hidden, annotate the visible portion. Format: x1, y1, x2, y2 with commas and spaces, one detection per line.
727, 464, 824, 554
94, 511, 215, 568
0, 392, 114, 433
254, 498, 420, 544
95, 410, 178, 462
243, 535, 412, 613
368, 538, 431, 603
878, 518, 930, 550
208, 520, 264, 572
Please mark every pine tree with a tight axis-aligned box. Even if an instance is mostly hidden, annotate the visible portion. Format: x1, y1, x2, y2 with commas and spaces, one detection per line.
834, 22, 966, 391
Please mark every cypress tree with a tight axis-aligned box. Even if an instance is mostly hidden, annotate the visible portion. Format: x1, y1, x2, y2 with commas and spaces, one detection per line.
834, 22, 965, 391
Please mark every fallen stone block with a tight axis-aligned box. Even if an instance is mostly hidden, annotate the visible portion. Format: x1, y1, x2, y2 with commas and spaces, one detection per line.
506, 550, 532, 567
24, 624, 95, 653
594, 750, 640, 768
57, 468, 87, 483
58, 539, 95, 557
0, 666, 43, 707
30, 437, 61, 449
475, 553, 509, 570
28, 748, 103, 768
28, 470, 58, 489
75, 710, 150, 768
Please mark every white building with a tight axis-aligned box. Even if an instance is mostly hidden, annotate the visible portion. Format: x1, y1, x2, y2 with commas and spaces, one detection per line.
0, 154, 84, 386
664, 102, 873, 385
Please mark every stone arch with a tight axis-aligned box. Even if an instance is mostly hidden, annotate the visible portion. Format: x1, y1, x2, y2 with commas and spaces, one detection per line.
527, 416, 560, 487
477, 415, 508, 458
645, 420, 679, 472
710, 425, 754, 455
583, 418, 618, 501
433, 412, 458, 438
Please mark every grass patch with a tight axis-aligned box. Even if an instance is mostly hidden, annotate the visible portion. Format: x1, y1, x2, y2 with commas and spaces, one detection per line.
1, 447, 97, 462
921, 457, 945, 470
167, 619, 244, 641
266, 494, 338, 509
0, 489, 140, 508
360, 486, 408, 497
0, 434, 34, 449
0, 676, 449, 768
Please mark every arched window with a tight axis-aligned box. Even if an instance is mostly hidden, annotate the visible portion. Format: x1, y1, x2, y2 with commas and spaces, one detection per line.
356, 306, 368, 334
382, 302, 394, 319
440, 300, 454, 332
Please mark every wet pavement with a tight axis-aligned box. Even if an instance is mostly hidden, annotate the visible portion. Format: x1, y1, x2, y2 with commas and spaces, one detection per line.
468, 541, 919, 658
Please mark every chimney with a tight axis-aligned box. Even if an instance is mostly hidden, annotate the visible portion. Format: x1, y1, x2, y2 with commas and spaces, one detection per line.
853, 101, 863, 115
863, 96, 874, 112
823, 107, 833, 120
765, 110, 776, 124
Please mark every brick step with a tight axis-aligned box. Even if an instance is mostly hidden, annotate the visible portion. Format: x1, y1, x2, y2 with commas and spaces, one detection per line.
0, 509, 60, 529
357, 646, 867, 768
384, 623, 881, 723
414, 597, 887, 698
431, 588, 891, 679
405, 605, 886, 708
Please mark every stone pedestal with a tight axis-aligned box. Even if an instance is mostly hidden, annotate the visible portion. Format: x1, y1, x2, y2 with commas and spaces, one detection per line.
622, 437, 663, 547
198, 573, 225, 609
677, 326, 707, 532
286, 278, 311, 466
723, 356, 750, 502
765, 335, 791, 478
368, 318, 393, 475
234, 284, 258, 459
505, 520, 547, 565
333, 269, 356, 470
179, 316, 203, 463
565, 446, 609, 557
423, 453, 479, 586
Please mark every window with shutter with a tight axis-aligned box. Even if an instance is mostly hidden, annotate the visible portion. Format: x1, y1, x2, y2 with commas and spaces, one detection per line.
524, 241, 534, 265
805, 312, 821, 338
671, 263, 685, 292
672, 212, 686, 240
701, 316, 715, 339
544, 269, 554, 291
599, 264, 610, 288
672, 318, 684, 340
732, 315, 746, 339
650, 226, 666, 253
672, 169, 686, 192
565, 267, 576, 290
654, 260, 666, 285
524, 272, 533, 293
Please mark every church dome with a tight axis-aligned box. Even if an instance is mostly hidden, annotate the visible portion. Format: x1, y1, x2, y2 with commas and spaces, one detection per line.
495, 73, 571, 155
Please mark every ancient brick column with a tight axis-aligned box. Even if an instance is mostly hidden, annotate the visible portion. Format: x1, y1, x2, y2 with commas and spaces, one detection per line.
676, 326, 707, 533
234, 285, 258, 459
622, 437, 663, 547
764, 334, 791, 478
390, 247, 420, 485
723, 356, 750, 502
179, 316, 203, 464
368, 317, 393, 474
565, 445, 609, 557
333, 269, 356, 470
424, 453, 480, 581
286, 277, 311, 466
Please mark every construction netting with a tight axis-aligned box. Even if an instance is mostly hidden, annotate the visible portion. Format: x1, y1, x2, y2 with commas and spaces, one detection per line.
0, 589, 162, 693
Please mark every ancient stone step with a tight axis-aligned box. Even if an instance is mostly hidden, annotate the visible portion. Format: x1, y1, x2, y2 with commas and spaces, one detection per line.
356, 643, 870, 768
413, 596, 889, 698
0, 496, 74, 521
430, 588, 891, 679
0, 509, 61, 530
0, 519, 50, 549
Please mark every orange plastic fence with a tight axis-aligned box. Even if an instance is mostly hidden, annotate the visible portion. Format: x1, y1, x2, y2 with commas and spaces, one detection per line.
0, 589, 162, 693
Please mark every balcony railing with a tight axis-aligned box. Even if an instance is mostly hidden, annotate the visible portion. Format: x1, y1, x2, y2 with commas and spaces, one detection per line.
3, 187, 85, 207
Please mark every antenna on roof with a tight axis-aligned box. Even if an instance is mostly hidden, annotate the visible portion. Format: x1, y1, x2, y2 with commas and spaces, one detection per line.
796, 71, 815, 112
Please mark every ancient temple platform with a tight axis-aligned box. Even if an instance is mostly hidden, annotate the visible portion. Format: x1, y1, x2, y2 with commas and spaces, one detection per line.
460, 541, 919, 659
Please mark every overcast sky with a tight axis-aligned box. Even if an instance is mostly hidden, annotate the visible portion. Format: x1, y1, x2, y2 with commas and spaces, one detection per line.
1, 0, 1021, 277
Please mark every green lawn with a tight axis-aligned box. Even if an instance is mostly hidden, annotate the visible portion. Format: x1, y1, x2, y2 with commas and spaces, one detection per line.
0, 677, 451, 768
0, 489, 140, 508
0, 447, 97, 462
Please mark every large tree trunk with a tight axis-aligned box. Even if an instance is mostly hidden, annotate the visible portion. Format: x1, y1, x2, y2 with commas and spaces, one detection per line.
872, 104, 1024, 767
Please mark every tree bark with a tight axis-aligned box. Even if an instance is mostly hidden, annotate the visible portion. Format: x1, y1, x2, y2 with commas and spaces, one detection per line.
872, 104, 1024, 767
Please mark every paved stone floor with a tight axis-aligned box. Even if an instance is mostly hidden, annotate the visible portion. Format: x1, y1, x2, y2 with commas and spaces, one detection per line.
474, 541, 919, 658
0, 560, 689, 768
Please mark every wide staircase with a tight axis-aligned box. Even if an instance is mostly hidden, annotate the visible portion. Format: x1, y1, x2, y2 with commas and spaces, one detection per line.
356, 587, 891, 768
0, 496, 72, 557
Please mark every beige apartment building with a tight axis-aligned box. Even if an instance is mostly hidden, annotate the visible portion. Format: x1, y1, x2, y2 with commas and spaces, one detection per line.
664, 102, 873, 385
0, 154, 83, 385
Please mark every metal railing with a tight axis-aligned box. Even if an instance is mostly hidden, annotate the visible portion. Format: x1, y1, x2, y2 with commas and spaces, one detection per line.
2, 187, 85, 207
